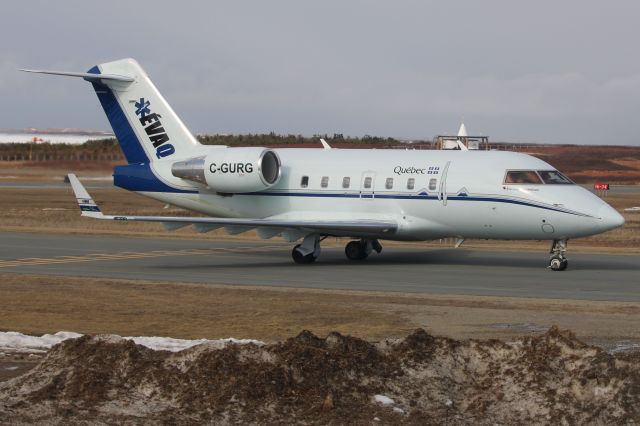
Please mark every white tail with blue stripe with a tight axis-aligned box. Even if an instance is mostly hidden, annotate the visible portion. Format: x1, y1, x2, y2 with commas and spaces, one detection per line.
86, 58, 200, 164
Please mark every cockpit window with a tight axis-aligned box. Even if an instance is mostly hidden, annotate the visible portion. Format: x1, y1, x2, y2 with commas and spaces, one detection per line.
504, 170, 543, 184
537, 170, 573, 185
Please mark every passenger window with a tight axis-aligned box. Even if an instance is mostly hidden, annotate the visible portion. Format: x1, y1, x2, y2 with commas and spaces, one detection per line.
321, 176, 329, 188
385, 178, 393, 189
301, 176, 309, 188
504, 170, 542, 184
429, 178, 437, 190
342, 177, 350, 188
407, 178, 415, 190
364, 177, 372, 189
537, 170, 573, 184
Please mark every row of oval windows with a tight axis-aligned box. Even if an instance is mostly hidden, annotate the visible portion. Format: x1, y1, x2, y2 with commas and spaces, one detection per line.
299, 176, 439, 191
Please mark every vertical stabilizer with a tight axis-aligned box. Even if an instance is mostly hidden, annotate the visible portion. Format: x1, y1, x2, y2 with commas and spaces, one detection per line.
87, 58, 200, 164
457, 123, 468, 138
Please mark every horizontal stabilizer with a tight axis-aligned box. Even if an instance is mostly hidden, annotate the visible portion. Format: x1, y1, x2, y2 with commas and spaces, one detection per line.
20, 69, 134, 83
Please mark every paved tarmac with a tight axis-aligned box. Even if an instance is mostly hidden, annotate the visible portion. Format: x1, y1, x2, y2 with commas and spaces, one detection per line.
1, 233, 638, 301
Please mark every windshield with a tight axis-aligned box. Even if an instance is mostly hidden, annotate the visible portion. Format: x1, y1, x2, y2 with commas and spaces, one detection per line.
504, 170, 543, 184
537, 170, 574, 184
504, 170, 574, 185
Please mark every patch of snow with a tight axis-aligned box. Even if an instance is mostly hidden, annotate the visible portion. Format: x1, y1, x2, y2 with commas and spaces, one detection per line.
373, 394, 395, 405
4, 366, 19, 371
393, 407, 405, 413
0, 331, 263, 354
126, 336, 263, 352
445, 399, 454, 407
0, 331, 82, 353
373, 417, 380, 422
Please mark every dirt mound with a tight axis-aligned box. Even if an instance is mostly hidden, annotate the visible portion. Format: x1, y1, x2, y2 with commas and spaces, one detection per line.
1, 327, 639, 425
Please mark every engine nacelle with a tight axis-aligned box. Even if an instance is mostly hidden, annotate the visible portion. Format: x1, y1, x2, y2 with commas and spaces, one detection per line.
171, 147, 281, 193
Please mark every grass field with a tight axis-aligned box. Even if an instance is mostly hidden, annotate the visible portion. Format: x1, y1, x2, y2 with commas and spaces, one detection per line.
1, 274, 639, 349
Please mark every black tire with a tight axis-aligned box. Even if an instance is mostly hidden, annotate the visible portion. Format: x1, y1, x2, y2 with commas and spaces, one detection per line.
345, 241, 367, 260
549, 256, 563, 271
292, 244, 315, 264
559, 259, 568, 271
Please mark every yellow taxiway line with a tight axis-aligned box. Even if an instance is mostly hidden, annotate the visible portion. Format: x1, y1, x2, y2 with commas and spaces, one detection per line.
0, 246, 286, 269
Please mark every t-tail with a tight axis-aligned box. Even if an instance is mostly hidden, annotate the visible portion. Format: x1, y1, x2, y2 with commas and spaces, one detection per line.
85, 58, 200, 163
21, 58, 202, 192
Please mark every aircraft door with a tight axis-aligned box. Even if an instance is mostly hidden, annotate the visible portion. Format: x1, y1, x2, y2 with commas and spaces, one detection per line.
438, 161, 451, 205
360, 172, 376, 200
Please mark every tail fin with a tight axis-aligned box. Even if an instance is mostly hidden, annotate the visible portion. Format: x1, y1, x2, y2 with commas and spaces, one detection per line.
85, 58, 200, 163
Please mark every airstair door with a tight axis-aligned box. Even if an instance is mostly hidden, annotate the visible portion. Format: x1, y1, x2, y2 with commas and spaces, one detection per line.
438, 161, 451, 205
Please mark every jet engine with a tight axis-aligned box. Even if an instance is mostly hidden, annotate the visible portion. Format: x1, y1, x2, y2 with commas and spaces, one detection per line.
171, 147, 281, 193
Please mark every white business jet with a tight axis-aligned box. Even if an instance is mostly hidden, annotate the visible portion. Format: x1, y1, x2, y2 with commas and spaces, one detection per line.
22, 59, 624, 270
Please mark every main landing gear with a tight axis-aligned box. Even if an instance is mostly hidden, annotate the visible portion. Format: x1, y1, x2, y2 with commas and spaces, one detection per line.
291, 236, 383, 264
548, 239, 568, 271
345, 239, 382, 261
292, 234, 322, 264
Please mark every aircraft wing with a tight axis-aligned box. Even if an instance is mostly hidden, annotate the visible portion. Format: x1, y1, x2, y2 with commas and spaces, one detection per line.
67, 174, 397, 240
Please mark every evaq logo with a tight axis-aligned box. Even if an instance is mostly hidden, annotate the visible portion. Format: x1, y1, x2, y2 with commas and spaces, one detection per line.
134, 98, 175, 159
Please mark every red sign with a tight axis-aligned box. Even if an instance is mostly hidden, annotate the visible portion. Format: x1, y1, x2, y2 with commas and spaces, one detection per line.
594, 183, 610, 191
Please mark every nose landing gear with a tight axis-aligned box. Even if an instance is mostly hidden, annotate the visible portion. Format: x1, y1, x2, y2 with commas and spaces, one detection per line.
548, 239, 568, 271
345, 239, 382, 261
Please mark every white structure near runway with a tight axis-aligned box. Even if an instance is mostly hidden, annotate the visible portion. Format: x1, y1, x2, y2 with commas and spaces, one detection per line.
23, 58, 625, 270
0, 130, 112, 144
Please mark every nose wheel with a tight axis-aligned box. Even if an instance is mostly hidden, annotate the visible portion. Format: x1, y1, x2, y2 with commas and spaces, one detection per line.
549, 255, 568, 271
548, 239, 568, 271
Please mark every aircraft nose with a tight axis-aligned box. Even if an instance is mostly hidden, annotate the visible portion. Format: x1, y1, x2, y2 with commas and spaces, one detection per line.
598, 204, 625, 231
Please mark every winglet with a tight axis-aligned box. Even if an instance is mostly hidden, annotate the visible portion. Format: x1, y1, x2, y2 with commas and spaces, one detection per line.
67, 173, 104, 218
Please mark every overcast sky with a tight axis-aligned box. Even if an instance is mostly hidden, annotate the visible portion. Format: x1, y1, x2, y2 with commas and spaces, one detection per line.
2, 1, 639, 144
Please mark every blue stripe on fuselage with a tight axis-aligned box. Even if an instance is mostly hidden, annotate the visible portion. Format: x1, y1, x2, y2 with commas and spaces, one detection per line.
238, 191, 590, 217
119, 187, 586, 216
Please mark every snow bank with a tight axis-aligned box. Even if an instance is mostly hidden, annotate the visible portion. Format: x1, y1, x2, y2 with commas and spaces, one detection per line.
0, 331, 263, 354
125, 336, 264, 352
0, 332, 82, 354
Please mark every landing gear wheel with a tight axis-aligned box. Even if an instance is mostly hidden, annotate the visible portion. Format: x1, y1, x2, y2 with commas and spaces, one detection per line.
345, 241, 368, 260
292, 244, 316, 264
548, 256, 568, 271
560, 258, 568, 271
548, 239, 569, 271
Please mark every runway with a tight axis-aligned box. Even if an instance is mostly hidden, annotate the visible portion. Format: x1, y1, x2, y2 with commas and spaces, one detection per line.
1, 233, 638, 301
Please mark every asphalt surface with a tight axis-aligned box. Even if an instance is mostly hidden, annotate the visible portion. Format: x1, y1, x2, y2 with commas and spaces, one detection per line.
1, 232, 638, 301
